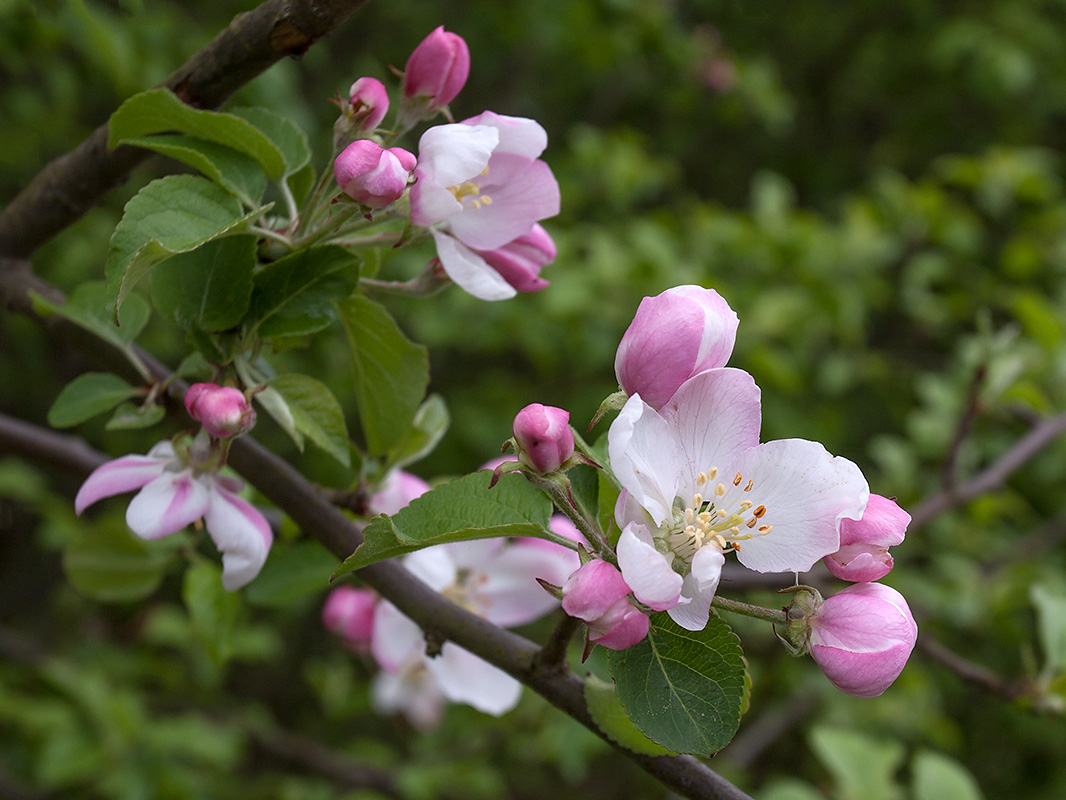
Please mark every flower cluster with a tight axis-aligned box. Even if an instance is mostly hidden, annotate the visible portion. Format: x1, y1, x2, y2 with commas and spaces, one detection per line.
331, 27, 560, 300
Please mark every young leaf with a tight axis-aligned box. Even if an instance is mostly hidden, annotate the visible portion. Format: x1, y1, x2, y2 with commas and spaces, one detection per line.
1031, 584, 1066, 676
808, 727, 905, 800
584, 674, 675, 757
117, 134, 267, 206
338, 294, 429, 456
912, 750, 985, 800
229, 106, 311, 177
267, 374, 351, 467
248, 245, 358, 339
183, 561, 243, 668
332, 471, 553, 578
106, 402, 165, 430
244, 541, 339, 608
607, 612, 746, 756
105, 174, 264, 319
48, 373, 141, 428
63, 525, 172, 602
287, 161, 317, 207
386, 394, 450, 470
109, 88, 289, 180
150, 235, 257, 332
31, 282, 151, 348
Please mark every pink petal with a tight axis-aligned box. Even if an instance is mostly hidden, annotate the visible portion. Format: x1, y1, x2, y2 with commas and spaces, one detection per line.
125, 470, 210, 540
592, 605, 650, 650
204, 484, 273, 590
616, 523, 683, 612
608, 395, 680, 525
432, 231, 517, 301
474, 541, 574, 627
728, 439, 869, 574
74, 454, 169, 514
428, 643, 522, 715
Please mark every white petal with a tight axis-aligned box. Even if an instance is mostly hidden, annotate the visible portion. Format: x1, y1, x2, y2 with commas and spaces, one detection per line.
608, 394, 680, 525
125, 470, 210, 540
403, 545, 458, 592
614, 489, 657, 531
729, 439, 869, 573
461, 112, 547, 159
75, 454, 169, 514
660, 368, 762, 501
432, 231, 517, 301
204, 485, 273, 590
371, 660, 446, 731
667, 545, 724, 631
616, 523, 683, 612
473, 541, 572, 627
442, 538, 505, 570
370, 601, 425, 672
428, 643, 522, 715
416, 123, 499, 188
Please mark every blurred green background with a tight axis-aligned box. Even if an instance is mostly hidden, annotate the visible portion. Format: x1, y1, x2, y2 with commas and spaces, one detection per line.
4, 0, 1066, 798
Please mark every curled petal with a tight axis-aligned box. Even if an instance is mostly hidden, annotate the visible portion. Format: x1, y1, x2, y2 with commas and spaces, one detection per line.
609, 395, 680, 525
204, 484, 273, 590
125, 470, 210, 540
431, 231, 517, 301
668, 545, 724, 631
616, 523, 682, 612
461, 111, 548, 159
75, 453, 169, 514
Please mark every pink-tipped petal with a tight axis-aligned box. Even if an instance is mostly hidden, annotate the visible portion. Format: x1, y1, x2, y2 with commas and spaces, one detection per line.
125, 470, 210, 540
74, 454, 169, 514
204, 484, 273, 590
476, 541, 575, 627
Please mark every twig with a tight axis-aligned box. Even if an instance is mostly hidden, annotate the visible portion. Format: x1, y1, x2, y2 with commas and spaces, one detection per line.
723, 693, 819, 770
917, 633, 1030, 702
941, 364, 986, 491
0, 413, 107, 476
536, 613, 583, 671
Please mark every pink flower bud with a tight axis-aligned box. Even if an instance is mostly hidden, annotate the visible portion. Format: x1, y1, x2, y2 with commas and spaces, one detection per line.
614, 285, 740, 410
347, 77, 390, 132
512, 403, 574, 473
402, 26, 470, 110
809, 582, 917, 698
562, 560, 649, 650
823, 494, 910, 582
474, 224, 556, 293
322, 586, 377, 651
184, 383, 256, 439
334, 140, 417, 209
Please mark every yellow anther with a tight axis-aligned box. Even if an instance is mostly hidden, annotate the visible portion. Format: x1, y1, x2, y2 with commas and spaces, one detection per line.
708, 467, 718, 480
739, 500, 753, 510
716, 508, 729, 518
696, 472, 708, 486
480, 195, 493, 205
733, 472, 743, 486
758, 525, 772, 534
744, 480, 754, 492
753, 505, 766, 518
714, 483, 726, 496
692, 493, 703, 508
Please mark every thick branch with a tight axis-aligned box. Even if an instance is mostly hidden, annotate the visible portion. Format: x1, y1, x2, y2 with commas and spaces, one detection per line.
0, 0, 370, 259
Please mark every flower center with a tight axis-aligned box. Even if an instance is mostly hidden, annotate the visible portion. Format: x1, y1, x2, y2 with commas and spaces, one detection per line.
665, 467, 773, 563
449, 168, 493, 210
440, 568, 490, 614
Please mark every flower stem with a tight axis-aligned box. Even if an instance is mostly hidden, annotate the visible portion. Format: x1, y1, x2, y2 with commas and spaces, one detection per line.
711, 596, 787, 625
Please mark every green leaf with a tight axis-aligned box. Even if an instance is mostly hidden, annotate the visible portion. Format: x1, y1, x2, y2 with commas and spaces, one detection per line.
1031, 584, 1066, 675
607, 612, 746, 756
31, 281, 150, 348
105, 174, 264, 319
249, 245, 358, 339
287, 161, 317, 206
332, 471, 553, 578
808, 727, 905, 800
569, 464, 600, 528
584, 674, 674, 756
182, 561, 243, 667
229, 106, 311, 176
244, 541, 339, 608
47, 373, 141, 428
118, 134, 267, 206
338, 294, 429, 455
912, 750, 985, 800
386, 394, 450, 470
105, 402, 165, 430
63, 526, 171, 602
109, 88, 289, 180
267, 373, 351, 467
150, 235, 256, 332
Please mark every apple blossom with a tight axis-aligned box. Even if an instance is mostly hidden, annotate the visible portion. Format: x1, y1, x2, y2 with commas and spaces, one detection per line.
410, 112, 560, 300
402, 26, 470, 112
562, 559, 649, 650
334, 140, 417, 209
74, 440, 272, 590
321, 585, 377, 651
615, 285, 740, 410
808, 582, 918, 698
512, 403, 574, 473
608, 367, 869, 631
823, 493, 909, 582
184, 382, 256, 439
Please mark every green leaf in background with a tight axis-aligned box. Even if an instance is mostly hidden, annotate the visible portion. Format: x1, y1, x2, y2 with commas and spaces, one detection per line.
568, 463, 600, 530
287, 161, 317, 206
386, 394, 450, 470
266, 373, 351, 467
105, 402, 165, 430
1031, 584, 1066, 676
249, 245, 358, 339
182, 561, 243, 668
338, 294, 429, 456
118, 134, 267, 206
332, 471, 553, 578
607, 612, 746, 756
584, 674, 674, 757
229, 106, 311, 177
30, 282, 150, 349
807, 727, 905, 800
105, 174, 264, 319
62, 526, 172, 602
47, 372, 141, 428
912, 750, 985, 800
150, 235, 257, 332
244, 541, 339, 608
108, 88, 289, 180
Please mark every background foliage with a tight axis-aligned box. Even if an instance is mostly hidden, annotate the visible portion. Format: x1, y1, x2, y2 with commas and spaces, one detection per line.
3, 0, 1066, 797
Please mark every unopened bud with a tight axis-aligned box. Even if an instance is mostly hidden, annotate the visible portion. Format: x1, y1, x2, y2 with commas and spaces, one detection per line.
402, 26, 470, 112
512, 403, 574, 473
562, 559, 649, 651
185, 383, 256, 439
334, 140, 416, 209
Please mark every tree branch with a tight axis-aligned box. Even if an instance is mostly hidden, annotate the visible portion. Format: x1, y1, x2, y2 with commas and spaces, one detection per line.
0, 0, 371, 260
917, 633, 1031, 702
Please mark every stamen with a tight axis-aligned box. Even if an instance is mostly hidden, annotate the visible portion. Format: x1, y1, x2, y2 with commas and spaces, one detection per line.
746, 517, 758, 528
739, 500, 753, 510
714, 483, 726, 497
758, 525, 773, 534
733, 472, 743, 486
716, 508, 729, 518
744, 480, 754, 491
753, 505, 766, 518
692, 493, 703, 508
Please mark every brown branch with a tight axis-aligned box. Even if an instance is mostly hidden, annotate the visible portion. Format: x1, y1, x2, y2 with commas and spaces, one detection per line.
0, 0, 371, 259
909, 411, 1066, 530
917, 633, 1031, 702
535, 613, 583, 671
941, 364, 986, 492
